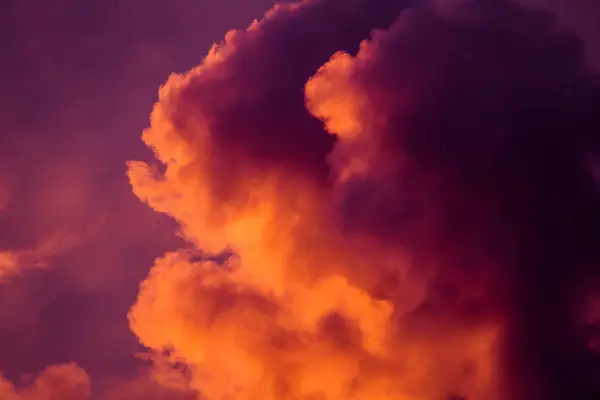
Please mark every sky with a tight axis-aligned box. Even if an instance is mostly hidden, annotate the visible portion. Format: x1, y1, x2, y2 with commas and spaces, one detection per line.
0, 1, 599, 400
0, 0, 276, 397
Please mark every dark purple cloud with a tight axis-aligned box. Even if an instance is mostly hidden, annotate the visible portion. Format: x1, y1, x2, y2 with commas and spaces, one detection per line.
307, 1, 600, 398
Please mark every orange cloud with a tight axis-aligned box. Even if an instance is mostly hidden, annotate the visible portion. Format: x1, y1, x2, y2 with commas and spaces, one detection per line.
126, 2, 503, 400
0, 363, 90, 400
127, 0, 600, 399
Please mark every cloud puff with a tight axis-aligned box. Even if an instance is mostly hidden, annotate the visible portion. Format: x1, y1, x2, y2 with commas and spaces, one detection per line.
126, 1, 599, 399
0, 363, 90, 400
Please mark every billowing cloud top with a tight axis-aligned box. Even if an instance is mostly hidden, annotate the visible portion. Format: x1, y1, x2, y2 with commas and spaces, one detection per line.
126, 1, 600, 400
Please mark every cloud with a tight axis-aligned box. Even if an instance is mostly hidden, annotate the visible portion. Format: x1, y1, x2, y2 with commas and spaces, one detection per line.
0, 363, 90, 400
305, 1, 600, 399
515, 0, 600, 70
127, 0, 600, 399
2, 0, 597, 399
0, 231, 82, 282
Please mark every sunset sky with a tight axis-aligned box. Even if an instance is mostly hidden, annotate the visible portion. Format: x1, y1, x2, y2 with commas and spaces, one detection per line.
0, 1, 599, 399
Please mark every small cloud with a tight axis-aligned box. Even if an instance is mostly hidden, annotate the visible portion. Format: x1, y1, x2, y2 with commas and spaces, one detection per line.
0, 230, 81, 282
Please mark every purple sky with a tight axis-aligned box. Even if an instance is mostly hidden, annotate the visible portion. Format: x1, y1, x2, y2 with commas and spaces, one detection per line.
0, 0, 276, 396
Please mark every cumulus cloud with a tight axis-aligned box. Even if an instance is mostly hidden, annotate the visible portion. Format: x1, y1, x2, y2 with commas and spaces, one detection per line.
117, 0, 600, 399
